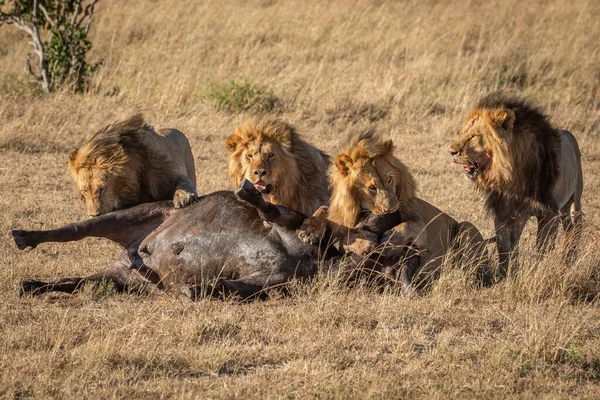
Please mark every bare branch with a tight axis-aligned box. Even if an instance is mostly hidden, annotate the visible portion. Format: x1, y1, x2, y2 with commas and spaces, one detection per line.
24, 53, 41, 81
70, 2, 79, 36
38, 4, 56, 28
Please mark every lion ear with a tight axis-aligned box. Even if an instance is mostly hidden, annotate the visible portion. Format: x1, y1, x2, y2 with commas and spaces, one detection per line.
488, 109, 515, 133
68, 148, 79, 167
226, 135, 242, 152
335, 154, 354, 177
382, 139, 394, 156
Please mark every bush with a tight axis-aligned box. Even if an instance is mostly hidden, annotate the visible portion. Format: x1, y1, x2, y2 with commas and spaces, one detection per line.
0, 0, 102, 93
206, 80, 282, 114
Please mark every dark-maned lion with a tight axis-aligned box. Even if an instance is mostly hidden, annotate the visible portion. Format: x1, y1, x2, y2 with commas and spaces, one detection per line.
325, 130, 490, 291
225, 116, 330, 216
69, 114, 198, 217
448, 91, 583, 276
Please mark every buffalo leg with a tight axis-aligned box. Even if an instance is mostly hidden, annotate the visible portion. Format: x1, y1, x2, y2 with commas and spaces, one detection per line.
180, 272, 289, 301
234, 180, 307, 229
19, 253, 159, 297
11, 201, 172, 250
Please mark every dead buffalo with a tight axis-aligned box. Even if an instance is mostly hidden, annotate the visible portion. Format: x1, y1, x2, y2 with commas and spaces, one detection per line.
12, 181, 345, 300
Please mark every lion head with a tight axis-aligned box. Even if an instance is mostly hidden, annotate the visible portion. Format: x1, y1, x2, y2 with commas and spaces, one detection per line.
448, 91, 560, 202
226, 116, 330, 216
68, 115, 154, 217
328, 130, 416, 229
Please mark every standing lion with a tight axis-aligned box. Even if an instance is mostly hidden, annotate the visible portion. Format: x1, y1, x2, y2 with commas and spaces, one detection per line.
69, 114, 198, 217
448, 91, 583, 277
225, 115, 330, 216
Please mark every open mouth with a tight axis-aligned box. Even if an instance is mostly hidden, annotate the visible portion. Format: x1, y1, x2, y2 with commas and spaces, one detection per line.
253, 180, 273, 194
463, 162, 479, 179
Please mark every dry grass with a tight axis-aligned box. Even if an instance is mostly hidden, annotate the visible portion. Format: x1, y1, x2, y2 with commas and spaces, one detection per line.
1, 0, 600, 398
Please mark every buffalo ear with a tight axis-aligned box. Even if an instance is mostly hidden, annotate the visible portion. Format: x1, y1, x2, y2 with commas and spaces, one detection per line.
335, 154, 354, 177
488, 109, 515, 134
226, 135, 242, 152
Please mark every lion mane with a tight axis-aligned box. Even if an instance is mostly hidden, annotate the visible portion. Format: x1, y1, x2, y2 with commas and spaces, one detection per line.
469, 92, 561, 214
328, 129, 416, 228
69, 114, 197, 216
226, 115, 330, 216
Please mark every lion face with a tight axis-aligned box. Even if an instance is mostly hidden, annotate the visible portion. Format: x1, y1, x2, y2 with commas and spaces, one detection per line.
73, 167, 120, 217
336, 155, 399, 215
227, 136, 287, 195
448, 118, 492, 181
449, 109, 515, 184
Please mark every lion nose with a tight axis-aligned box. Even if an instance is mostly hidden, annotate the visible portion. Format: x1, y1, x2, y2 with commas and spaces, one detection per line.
253, 169, 267, 177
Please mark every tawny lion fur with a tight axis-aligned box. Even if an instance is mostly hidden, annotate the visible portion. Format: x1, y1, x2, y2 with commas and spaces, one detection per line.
449, 91, 583, 276
226, 115, 330, 216
69, 114, 198, 217
328, 130, 489, 289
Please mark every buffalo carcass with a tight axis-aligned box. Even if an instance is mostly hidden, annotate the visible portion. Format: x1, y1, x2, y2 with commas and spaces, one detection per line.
12, 180, 348, 300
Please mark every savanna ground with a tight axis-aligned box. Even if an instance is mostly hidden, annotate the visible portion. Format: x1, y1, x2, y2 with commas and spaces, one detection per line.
1, 0, 600, 398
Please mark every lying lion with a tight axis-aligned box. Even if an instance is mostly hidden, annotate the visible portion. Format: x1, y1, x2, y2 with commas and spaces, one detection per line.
68, 114, 198, 217
226, 115, 330, 216
311, 130, 491, 291
449, 91, 583, 276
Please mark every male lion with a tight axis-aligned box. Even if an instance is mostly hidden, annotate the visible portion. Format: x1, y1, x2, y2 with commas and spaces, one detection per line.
225, 115, 330, 216
69, 114, 198, 217
323, 130, 490, 291
448, 91, 583, 277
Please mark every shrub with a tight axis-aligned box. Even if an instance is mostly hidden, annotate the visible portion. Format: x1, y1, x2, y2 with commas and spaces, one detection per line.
206, 80, 282, 114
0, 0, 102, 93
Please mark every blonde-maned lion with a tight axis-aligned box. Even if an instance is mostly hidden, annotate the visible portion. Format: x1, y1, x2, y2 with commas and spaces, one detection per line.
69, 114, 198, 217
449, 91, 583, 277
225, 115, 330, 216
324, 130, 490, 291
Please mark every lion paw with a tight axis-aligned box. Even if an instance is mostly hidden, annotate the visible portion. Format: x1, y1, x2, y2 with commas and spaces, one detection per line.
344, 236, 377, 257
173, 189, 198, 209
297, 217, 327, 245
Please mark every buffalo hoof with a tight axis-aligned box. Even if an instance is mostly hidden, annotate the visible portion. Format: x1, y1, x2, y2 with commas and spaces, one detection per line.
234, 179, 265, 207
12, 230, 37, 251
19, 279, 45, 297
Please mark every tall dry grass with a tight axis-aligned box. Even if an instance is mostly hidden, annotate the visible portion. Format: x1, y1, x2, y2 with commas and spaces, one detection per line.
1, 0, 600, 398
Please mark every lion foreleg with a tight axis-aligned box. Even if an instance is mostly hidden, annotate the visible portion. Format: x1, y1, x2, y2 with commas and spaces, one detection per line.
494, 215, 528, 280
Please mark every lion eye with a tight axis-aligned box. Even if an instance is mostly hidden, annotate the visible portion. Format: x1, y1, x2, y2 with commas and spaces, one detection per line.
268, 153, 275, 159
387, 177, 393, 185
468, 135, 477, 141
246, 153, 253, 159
368, 185, 377, 193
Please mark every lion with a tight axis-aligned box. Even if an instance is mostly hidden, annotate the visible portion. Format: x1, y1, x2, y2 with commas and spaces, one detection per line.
225, 115, 330, 216
318, 130, 490, 291
68, 114, 198, 217
448, 91, 583, 277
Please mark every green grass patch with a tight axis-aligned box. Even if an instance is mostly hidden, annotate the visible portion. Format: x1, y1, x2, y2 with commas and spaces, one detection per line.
206, 80, 282, 114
